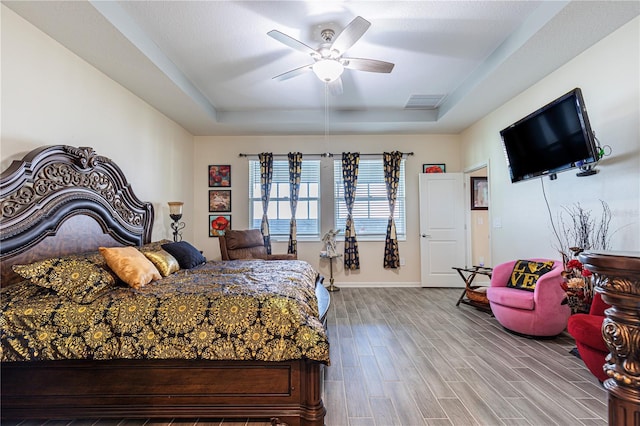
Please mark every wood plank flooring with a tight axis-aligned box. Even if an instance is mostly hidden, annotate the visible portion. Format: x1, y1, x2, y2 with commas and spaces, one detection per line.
4, 287, 607, 426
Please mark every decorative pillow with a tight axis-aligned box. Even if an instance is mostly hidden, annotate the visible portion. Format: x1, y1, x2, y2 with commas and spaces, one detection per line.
12, 257, 115, 304
143, 250, 180, 277
507, 260, 555, 291
161, 241, 206, 269
138, 239, 173, 253
99, 246, 161, 289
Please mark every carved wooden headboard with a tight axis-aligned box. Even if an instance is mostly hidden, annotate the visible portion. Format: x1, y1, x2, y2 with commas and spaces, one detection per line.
0, 145, 154, 286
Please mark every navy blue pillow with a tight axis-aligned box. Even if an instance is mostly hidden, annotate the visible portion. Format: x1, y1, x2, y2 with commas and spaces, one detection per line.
161, 241, 206, 269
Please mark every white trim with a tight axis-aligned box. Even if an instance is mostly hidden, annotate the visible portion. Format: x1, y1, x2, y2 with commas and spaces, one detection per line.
327, 281, 424, 288
463, 160, 492, 269
464, 162, 490, 174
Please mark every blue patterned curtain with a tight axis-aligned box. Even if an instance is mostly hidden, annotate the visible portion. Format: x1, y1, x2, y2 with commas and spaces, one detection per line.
342, 152, 360, 270
288, 152, 302, 255
259, 152, 273, 254
383, 151, 402, 269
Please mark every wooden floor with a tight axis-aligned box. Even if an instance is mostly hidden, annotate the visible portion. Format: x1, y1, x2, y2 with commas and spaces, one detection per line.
4, 287, 607, 426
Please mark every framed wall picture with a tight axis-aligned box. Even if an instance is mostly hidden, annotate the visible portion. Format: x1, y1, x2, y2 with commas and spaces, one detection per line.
209, 190, 231, 212
209, 214, 231, 237
422, 164, 446, 173
471, 177, 489, 210
208, 165, 231, 187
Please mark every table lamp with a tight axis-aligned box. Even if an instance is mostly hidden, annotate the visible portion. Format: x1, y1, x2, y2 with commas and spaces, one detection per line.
168, 201, 185, 242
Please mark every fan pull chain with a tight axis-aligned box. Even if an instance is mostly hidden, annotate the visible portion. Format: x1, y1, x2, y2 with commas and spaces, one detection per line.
324, 83, 329, 140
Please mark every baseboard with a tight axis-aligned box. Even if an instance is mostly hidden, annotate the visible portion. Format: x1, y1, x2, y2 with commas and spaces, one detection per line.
331, 281, 421, 288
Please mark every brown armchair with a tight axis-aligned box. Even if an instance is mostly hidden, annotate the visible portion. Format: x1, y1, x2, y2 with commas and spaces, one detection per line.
219, 229, 297, 261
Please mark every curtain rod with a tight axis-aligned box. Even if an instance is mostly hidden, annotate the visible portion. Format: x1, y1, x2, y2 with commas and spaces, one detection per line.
239, 152, 414, 158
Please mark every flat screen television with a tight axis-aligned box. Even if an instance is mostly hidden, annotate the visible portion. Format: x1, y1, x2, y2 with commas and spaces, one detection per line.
500, 88, 599, 183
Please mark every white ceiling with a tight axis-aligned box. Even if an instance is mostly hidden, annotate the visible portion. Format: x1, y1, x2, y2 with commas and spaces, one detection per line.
4, 1, 639, 136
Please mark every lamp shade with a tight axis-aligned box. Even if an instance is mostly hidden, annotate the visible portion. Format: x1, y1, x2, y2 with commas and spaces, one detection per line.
313, 59, 344, 82
168, 201, 183, 218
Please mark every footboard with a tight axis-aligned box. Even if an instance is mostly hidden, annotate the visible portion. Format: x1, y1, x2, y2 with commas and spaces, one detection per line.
1, 358, 325, 426
2, 279, 330, 425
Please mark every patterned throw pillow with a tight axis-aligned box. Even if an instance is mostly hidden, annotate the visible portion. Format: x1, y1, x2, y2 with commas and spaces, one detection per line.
506, 260, 555, 291
143, 249, 180, 277
13, 257, 116, 304
161, 241, 206, 269
138, 239, 173, 253
99, 246, 161, 289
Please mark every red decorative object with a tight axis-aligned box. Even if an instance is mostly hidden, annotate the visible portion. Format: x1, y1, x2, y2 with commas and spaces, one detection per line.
209, 215, 231, 237
561, 255, 593, 314
208, 165, 231, 187
422, 163, 445, 173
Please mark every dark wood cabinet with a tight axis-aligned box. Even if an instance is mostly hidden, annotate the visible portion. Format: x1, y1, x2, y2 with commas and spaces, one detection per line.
578, 251, 640, 426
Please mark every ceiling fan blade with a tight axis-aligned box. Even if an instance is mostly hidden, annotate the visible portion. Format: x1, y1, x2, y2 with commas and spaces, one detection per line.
343, 57, 395, 73
273, 64, 313, 81
328, 77, 343, 96
267, 30, 317, 56
330, 16, 371, 55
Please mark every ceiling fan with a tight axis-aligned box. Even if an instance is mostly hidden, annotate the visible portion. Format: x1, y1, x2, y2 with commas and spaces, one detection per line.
267, 16, 394, 95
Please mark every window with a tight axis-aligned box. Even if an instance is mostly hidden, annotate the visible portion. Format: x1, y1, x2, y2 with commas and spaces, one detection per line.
334, 159, 406, 240
249, 160, 321, 238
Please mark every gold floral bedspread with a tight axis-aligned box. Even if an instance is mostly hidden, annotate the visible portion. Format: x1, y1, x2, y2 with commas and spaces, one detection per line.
1, 260, 329, 363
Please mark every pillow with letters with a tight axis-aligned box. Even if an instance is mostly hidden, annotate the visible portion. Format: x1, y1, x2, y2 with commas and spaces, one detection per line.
507, 260, 555, 291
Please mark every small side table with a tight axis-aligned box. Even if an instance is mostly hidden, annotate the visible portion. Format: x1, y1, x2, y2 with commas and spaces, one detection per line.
452, 265, 493, 313
320, 253, 342, 292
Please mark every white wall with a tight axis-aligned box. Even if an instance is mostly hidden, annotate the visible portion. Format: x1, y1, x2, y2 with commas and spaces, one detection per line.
194, 135, 461, 286
4, 4, 637, 283
461, 17, 640, 264
1, 5, 195, 241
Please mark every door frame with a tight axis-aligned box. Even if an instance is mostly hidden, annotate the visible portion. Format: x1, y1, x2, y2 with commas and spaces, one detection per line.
464, 160, 492, 269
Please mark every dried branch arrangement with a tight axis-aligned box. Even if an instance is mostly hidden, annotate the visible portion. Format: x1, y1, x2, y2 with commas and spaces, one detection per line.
553, 200, 613, 259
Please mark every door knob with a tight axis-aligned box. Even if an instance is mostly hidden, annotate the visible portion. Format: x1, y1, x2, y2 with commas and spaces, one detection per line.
421, 234, 431, 238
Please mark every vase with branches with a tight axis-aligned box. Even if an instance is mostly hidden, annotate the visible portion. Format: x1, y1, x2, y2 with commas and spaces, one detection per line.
552, 200, 613, 313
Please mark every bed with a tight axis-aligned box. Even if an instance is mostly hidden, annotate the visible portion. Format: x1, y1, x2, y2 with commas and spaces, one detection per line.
0, 145, 330, 426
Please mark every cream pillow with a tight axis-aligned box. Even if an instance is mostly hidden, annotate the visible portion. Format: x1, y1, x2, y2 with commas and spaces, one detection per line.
99, 246, 161, 289
143, 249, 180, 277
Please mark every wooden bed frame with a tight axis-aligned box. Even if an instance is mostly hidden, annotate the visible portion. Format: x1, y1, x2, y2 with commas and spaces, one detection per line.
0, 145, 328, 425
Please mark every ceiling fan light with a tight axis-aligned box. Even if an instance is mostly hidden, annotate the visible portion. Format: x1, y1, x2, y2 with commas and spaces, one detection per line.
313, 59, 344, 82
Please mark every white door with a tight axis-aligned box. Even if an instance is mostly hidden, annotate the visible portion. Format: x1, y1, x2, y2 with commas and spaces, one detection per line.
419, 173, 466, 287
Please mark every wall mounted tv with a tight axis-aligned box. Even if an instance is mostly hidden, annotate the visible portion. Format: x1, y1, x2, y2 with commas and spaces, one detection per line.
500, 88, 599, 183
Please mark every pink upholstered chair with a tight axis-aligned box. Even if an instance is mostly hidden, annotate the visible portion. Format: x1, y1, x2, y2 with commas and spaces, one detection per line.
486, 259, 571, 337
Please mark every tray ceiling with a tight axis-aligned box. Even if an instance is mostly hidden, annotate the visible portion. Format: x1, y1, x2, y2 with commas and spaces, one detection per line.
4, 1, 639, 135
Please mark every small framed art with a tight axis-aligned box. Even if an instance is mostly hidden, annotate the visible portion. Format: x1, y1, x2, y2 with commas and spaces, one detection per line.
209, 190, 231, 212
209, 214, 231, 237
471, 177, 489, 210
422, 164, 446, 173
208, 165, 231, 187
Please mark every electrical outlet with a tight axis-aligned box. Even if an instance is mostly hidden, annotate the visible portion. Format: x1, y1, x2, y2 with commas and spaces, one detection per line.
399, 257, 406, 266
